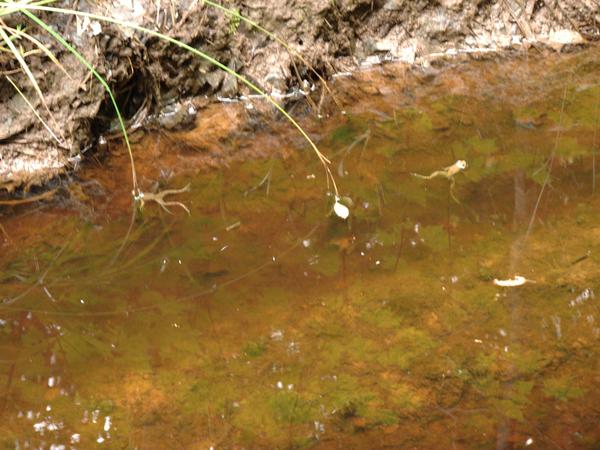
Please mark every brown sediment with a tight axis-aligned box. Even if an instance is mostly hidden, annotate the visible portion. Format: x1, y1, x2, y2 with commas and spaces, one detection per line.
1, 0, 599, 192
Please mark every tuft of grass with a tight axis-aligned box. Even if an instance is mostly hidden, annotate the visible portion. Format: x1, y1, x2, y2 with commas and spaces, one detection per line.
202, 0, 344, 113
0, 0, 344, 210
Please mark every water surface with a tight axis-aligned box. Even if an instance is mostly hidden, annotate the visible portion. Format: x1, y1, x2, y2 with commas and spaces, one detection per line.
2, 48, 600, 449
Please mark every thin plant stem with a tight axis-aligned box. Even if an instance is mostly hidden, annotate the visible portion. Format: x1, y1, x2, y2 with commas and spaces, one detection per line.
22, 9, 139, 194
5, 74, 61, 143
526, 78, 571, 237
1, 2, 340, 197
591, 87, 599, 194
0, 18, 51, 117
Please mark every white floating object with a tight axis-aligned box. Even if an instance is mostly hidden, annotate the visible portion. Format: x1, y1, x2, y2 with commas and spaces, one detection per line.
333, 198, 350, 220
548, 29, 585, 46
493, 276, 532, 287
104, 416, 111, 432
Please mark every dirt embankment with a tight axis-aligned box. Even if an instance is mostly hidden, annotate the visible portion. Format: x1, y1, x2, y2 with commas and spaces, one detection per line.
1, 0, 599, 193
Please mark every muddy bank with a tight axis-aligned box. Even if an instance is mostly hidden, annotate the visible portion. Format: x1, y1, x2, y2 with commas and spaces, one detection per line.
0, 0, 599, 193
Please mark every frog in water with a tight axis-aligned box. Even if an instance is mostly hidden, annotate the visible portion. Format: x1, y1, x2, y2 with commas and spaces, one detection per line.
134, 184, 191, 215
412, 160, 467, 203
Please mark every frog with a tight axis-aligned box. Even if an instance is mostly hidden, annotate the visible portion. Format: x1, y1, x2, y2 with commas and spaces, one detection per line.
134, 183, 191, 215
412, 160, 467, 203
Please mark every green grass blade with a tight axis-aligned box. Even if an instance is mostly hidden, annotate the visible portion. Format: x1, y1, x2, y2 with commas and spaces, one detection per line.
5, 74, 61, 143
0, 2, 339, 196
0, 0, 56, 17
21, 10, 139, 194
6, 24, 72, 79
0, 21, 47, 109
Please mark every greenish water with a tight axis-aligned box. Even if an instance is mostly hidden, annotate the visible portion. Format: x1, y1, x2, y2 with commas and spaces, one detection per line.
2, 50, 600, 449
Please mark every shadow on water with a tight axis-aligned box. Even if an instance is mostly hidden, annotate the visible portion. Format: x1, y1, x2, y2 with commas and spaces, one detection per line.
2, 47, 600, 448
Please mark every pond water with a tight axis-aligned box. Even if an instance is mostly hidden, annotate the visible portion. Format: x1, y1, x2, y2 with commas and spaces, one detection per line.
2, 48, 600, 449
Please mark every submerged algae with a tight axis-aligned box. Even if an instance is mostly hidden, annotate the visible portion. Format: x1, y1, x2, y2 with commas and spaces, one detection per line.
2, 49, 600, 448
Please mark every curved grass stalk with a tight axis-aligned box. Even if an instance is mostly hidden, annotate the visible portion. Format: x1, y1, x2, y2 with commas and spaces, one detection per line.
5, 74, 61, 143
0, 18, 51, 117
0, 1, 340, 197
0, 18, 66, 138
201, 0, 344, 113
22, 9, 140, 195
4, 23, 71, 79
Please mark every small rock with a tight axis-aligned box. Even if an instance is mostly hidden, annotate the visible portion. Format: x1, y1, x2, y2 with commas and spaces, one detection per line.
373, 39, 395, 53
543, 29, 586, 51
383, 0, 404, 10
397, 42, 416, 64
439, 0, 463, 11
205, 70, 225, 90
220, 74, 238, 97
548, 29, 585, 45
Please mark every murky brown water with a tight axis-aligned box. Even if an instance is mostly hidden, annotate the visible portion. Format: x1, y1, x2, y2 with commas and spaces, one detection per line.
2, 48, 600, 449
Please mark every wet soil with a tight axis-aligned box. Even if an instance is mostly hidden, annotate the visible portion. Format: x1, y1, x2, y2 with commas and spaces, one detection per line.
1, 0, 599, 191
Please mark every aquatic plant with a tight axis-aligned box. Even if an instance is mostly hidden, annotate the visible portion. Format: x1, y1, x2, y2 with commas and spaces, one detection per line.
0, 0, 347, 215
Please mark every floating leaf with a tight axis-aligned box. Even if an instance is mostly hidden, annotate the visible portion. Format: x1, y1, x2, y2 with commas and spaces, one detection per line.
334, 199, 350, 219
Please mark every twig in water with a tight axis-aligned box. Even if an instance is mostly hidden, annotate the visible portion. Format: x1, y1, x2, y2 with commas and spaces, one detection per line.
2, 233, 74, 305
0, 188, 58, 206
245, 160, 273, 196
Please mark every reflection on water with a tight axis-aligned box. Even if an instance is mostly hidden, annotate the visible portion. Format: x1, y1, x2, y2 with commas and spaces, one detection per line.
2, 48, 600, 449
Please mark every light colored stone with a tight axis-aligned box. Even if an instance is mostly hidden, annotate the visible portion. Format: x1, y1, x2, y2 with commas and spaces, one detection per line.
548, 29, 585, 45
439, 0, 463, 11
